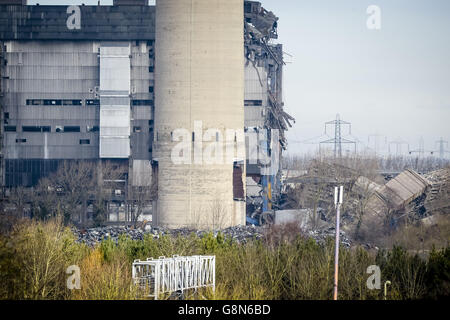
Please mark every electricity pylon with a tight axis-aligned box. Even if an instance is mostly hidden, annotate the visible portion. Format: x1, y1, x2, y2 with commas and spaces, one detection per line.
320, 114, 356, 158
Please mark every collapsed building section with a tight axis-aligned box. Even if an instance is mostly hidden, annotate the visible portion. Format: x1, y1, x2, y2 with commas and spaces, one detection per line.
244, 1, 294, 224
358, 169, 430, 234
281, 159, 439, 243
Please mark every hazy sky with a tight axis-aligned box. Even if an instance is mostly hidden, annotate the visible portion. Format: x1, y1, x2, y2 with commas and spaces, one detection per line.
28, 0, 450, 156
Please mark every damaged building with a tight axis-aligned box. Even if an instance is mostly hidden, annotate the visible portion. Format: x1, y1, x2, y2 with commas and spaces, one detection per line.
0, 0, 293, 228
244, 1, 294, 224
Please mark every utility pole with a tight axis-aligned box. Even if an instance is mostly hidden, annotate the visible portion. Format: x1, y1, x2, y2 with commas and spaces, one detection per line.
333, 185, 343, 300
320, 114, 356, 159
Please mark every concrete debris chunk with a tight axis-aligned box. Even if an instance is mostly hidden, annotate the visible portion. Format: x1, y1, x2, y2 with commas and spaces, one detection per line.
274, 209, 329, 231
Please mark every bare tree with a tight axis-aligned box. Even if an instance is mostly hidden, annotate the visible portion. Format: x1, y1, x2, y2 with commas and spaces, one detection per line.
93, 160, 128, 226
127, 184, 157, 228
210, 195, 228, 230
0, 187, 31, 233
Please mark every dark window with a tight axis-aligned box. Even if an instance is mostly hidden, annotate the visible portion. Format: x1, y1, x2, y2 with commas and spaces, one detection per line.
192, 132, 195, 141
132, 100, 153, 106
22, 126, 51, 132
87, 125, 99, 132
43, 99, 62, 106
149, 66, 154, 73
149, 119, 154, 126
27, 99, 43, 105
4, 112, 9, 119
79, 139, 90, 145
148, 147, 152, 153
244, 100, 263, 106
5, 159, 59, 188
62, 100, 82, 106
149, 86, 154, 93
63, 126, 80, 132
86, 99, 100, 105
133, 126, 141, 133
22, 126, 41, 132
15, 139, 26, 143
4, 126, 16, 132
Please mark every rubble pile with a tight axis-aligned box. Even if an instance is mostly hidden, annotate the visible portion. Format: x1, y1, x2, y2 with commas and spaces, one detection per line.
423, 167, 450, 215
403, 167, 450, 220
73, 224, 357, 248
73, 225, 264, 247
307, 227, 352, 248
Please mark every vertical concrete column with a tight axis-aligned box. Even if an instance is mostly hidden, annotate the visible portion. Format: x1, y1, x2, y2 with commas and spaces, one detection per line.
154, 0, 245, 229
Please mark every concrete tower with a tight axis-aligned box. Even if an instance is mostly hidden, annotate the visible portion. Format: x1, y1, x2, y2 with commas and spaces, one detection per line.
154, 0, 245, 229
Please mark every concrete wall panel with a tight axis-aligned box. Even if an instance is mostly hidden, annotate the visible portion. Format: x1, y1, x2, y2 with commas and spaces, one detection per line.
154, 0, 245, 229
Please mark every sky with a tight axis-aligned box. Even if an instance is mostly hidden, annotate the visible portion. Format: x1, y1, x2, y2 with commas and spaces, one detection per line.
28, 0, 450, 156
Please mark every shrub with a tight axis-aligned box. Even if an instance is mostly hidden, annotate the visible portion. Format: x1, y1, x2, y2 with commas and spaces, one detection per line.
1, 218, 448, 300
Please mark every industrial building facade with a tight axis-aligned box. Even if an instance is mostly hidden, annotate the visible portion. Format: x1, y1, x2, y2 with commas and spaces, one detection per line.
0, 0, 292, 228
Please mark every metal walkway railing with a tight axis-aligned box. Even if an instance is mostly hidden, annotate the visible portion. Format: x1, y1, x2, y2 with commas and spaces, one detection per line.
132, 255, 215, 299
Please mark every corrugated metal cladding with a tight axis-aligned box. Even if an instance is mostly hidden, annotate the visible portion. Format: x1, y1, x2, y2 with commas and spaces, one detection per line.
245, 64, 267, 104
0, 5, 155, 41
244, 64, 267, 127
99, 43, 131, 158
131, 159, 152, 187
2, 40, 101, 163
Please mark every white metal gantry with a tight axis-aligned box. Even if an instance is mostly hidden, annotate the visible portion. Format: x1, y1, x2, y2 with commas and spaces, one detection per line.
132, 255, 215, 300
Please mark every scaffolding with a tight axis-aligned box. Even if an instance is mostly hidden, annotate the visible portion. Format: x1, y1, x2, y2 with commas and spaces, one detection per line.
132, 255, 215, 300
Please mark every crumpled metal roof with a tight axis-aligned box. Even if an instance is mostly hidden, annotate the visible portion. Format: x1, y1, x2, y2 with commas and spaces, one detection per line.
380, 169, 430, 209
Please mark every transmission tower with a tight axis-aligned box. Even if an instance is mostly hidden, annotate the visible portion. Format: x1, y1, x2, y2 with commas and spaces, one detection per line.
435, 137, 449, 159
320, 114, 356, 158
409, 137, 433, 157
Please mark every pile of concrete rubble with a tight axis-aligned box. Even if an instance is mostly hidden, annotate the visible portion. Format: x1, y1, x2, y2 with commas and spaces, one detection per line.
73, 224, 265, 247
307, 228, 352, 248
276, 163, 450, 245
73, 223, 355, 248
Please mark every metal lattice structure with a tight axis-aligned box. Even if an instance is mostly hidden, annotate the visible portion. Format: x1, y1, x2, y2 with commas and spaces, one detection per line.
132, 255, 215, 300
320, 114, 356, 159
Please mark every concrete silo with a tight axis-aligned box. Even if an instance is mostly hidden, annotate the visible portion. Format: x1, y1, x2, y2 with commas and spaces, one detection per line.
153, 0, 245, 229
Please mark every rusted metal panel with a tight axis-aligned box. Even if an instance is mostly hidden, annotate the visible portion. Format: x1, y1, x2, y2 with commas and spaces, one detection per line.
233, 165, 244, 199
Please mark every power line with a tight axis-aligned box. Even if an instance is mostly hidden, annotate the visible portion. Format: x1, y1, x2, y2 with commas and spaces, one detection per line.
409, 137, 433, 157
